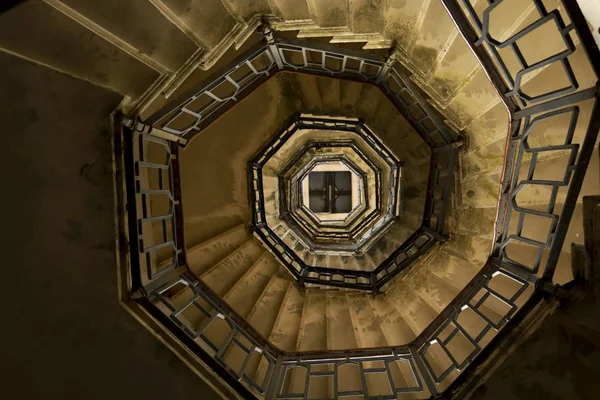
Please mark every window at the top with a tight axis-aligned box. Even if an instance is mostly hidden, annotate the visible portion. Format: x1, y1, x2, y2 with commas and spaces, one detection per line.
308, 171, 352, 214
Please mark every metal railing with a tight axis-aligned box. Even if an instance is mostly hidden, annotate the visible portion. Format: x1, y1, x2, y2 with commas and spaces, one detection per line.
247, 114, 451, 291
143, 29, 459, 293
441, 0, 600, 280
283, 152, 376, 240
121, 0, 600, 398
122, 118, 185, 288
251, 115, 401, 259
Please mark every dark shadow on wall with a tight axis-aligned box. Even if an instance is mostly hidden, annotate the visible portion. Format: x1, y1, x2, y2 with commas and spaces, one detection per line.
471, 282, 600, 400
0, 51, 222, 399
0, 0, 28, 13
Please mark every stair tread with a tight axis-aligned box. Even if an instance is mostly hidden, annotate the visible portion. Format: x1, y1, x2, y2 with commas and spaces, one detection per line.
269, 284, 305, 352
187, 224, 249, 276
247, 271, 291, 338
369, 296, 416, 346
295, 290, 327, 351
57, 0, 197, 70
406, 267, 461, 313
224, 253, 280, 318
387, 281, 439, 335
347, 294, 387, 348
200, 240, 264, 296
326, 292, 358, 350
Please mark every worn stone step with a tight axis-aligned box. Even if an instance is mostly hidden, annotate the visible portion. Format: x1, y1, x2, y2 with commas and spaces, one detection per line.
200, 239, 264, 296
223, 253, 280, 318
186, 224, 250, 276
326, 292, 357, 350
369, 295, 416, 346
387, 280, 439, 336
347, 293, 387, 348
269, 284, 305, 351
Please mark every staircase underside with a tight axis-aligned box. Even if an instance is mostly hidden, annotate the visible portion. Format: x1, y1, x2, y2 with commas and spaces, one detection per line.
7, 0, 592, 398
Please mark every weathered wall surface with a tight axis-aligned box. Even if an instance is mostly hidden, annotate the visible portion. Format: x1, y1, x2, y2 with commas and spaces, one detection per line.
0, 51, 220, 399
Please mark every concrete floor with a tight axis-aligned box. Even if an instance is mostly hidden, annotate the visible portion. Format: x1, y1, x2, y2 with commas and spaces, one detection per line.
0, 51, 220, 399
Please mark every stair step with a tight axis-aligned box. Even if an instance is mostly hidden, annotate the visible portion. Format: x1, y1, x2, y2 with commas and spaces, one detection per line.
326, 292, 358, 350
264, 199, 278, 218
445, 233, 491, 265
402, 161, 430, 187
366, 247, 387, 267
155, 0, 237, 49
309, 0, 348, 27
316, 75, 341, 114
347, 294, 387, 348
223, 253, 280, 318
340, 79, 364, 114
302, 250, 314, 265
411, 0, 456, 74
407, 267, 461, 313
328, 254, 343, 270
387, 281, 439, 335
314, 254, 328, 268
248, 275, 292, 387
348, 0, 384, 33
296, 290, 327, 351
220, 0, 271, 22
262, 176, 279, 202
456, 207, 496, 238
356, 84, 383, 121
200, 240, 264, 296
291, 73, 323, 114
281, 230, 297, 248
400, 212, 422, 232
269, 284, 305, 352
247, 270, 291, 337
445, 69, 497, 129
384, 0, 425, 49
354, 254, 377, 271
369, 296, 416, 346
386, 224, 415, 246
404, 196, 426, 216
187, 224, 250, 276
160, 282, 210, 333
53, 0, 197, 71
270, 0, 311, 21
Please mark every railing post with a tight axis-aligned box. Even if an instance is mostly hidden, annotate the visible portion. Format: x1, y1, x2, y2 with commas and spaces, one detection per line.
370, 273, 380, 294
423, 225, 448, 243
262, 25, 284, 70
409, 345, 439, 397
170, 142, 186, 269
432, 135, 464, 153
264, 356, 284, 400
122, 116, 188, 146
298, 266, 308, 287
376, 52, 396, 84
535, 278, 570, 301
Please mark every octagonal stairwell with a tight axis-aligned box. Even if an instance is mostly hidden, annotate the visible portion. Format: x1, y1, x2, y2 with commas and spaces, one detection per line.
257, 116, 402, 265
2, 0, 599, 398
168, 69, 481, 356
166, 42, 596, 362
125, 9, 599, 400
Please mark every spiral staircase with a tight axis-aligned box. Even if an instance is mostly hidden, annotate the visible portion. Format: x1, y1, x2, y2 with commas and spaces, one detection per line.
3, 0, 599, 398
